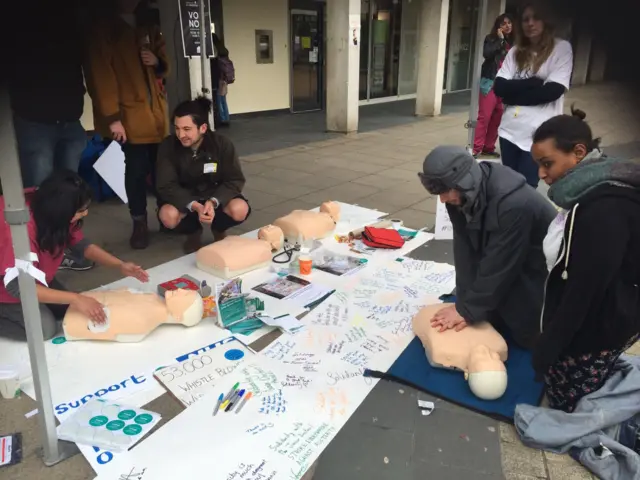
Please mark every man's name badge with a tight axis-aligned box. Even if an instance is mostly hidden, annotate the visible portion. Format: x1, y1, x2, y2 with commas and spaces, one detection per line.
204, 163, 218, 174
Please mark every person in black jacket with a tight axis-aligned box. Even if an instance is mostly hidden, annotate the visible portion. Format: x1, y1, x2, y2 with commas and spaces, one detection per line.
419, 146, 556, 348
531, 109, 640, 413
156, 97, 249, 253
7, 0, 95, 272
472, 13, 513, 158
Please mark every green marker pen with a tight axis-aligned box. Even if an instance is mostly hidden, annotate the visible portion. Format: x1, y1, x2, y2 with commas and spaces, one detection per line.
222, 382, 239, 403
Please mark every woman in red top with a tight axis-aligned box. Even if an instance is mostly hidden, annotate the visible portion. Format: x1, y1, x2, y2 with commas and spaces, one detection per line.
0, 171, 149, 340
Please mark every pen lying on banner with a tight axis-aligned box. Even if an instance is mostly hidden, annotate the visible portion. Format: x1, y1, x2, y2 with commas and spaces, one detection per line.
213, 382, 253, 415
212, 393, 224, 416
235, 392, 252, 414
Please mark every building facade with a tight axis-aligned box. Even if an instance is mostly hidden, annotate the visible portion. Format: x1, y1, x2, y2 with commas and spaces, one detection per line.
78, 0, 610, 134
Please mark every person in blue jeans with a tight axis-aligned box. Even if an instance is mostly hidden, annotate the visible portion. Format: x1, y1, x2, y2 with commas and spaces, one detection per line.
7, 0, 93, 271
211, 35, 233, 128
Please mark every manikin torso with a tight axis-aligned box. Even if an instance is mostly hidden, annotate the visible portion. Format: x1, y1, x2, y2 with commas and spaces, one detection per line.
412, 303, 508, 400
63, 289, 204, 343
195, 225, 284, 279
273, 201, 341, 243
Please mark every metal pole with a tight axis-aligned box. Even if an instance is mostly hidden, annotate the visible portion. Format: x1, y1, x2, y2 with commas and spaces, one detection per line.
466, 0, 489, 154
0, 90, 78, 466
199, 0, 215, 129
199, 0, 207, 95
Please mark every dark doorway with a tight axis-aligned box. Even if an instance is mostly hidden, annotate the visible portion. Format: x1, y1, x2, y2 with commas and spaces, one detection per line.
290, 2, 325, 112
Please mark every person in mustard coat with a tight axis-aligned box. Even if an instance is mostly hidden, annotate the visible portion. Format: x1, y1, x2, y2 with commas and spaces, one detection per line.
85, 0, 170, 249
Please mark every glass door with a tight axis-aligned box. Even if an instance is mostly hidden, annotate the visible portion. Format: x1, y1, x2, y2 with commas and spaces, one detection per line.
360, 0, 403, 101
445, 0, 479, 92
397, 0, 420, 96
290, 8, 323, 112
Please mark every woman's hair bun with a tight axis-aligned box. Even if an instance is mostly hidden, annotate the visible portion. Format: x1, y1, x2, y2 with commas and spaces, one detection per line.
570, 104, 587, 121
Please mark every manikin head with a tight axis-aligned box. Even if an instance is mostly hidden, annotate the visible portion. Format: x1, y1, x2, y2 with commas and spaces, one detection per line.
319, 201, 341, 222
165, 289, 204, 326
464, 345, 508, 400
257, 225, 285, 250
173, 97, 213, 150
532, 107, 599, 186
419, 146, 482, 208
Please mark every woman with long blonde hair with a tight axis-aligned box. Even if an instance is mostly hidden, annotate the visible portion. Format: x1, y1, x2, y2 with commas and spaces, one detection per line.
493, 2, 573, 187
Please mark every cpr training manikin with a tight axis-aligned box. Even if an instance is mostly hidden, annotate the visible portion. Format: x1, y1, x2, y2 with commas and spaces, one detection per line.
412, 303, 509, 400
63, 289, 204, 342
272, 201, 341, 243
196, 201, 342, 279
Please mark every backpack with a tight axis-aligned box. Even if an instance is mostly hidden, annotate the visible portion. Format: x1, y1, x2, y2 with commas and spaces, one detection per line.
218, 57, 235, 84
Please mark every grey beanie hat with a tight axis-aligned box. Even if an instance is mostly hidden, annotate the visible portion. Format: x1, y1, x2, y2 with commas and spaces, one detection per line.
422, 145, 482, 192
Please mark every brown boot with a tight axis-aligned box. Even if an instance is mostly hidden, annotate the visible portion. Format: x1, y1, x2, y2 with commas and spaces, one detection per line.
183, 230, 203, 254
130, 217, 150, 250
212, 230, 228, 242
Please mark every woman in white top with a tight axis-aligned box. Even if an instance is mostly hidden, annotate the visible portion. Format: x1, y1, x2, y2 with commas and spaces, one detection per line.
494, 2, 574, 188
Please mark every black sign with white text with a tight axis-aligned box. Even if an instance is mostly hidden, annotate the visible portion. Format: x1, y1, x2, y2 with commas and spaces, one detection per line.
178, 0, 214, 58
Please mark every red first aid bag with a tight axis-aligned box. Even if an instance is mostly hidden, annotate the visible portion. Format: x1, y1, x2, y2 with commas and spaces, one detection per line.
361, 227, 405, 249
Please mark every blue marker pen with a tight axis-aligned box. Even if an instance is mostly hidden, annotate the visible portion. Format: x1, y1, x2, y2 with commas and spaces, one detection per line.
212, 393, 224, 416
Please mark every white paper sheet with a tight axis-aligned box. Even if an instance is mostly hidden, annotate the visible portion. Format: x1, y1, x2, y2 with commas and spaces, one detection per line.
93, 142, 128, 204
435, 198, 453, 240
260, 315, 305, 334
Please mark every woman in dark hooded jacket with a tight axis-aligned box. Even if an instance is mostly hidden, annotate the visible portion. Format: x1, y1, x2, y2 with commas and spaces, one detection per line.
530, 108, 640, 413
472, 13, 514, 158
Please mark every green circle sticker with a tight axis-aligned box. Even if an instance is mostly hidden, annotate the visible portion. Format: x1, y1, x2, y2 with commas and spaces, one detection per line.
123, 424, 143, 436
89, 415, 108, 427
52, 337, 66, 345
106, 420, 125, 431
118, 410, 136, 420
134, 413, 153, 425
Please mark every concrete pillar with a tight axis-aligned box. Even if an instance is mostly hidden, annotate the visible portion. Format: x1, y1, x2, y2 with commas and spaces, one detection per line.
485, 0, 506, 29
588, 41, 607, 83
571, 30, 592, 86
326, 0, 361, 133
415, 0, 450, 117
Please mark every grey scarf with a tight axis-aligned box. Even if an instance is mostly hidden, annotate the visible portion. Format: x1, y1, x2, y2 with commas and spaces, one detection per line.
548, 150, 640, 209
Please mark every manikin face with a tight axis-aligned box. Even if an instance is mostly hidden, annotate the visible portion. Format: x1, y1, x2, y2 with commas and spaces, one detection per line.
531, 139, 587, 185
165, 289, 200, 323
500, 17, 513, 35
522, 7, 544, 41
175, 115, 207, 149
439, 189, 464, 207
258, 225, 284, 250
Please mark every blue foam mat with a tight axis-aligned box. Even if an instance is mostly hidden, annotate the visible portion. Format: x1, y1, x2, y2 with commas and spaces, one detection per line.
368, 336, 545, 422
